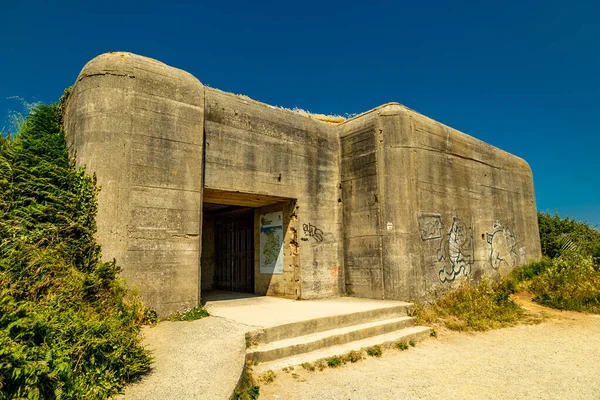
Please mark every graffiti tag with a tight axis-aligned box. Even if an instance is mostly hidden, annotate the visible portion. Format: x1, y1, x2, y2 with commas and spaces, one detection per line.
303, 223, 324, 242
418, 214, 443, 240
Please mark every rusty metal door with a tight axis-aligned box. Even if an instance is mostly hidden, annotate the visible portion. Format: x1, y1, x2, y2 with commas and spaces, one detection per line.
214, 211, 254, 292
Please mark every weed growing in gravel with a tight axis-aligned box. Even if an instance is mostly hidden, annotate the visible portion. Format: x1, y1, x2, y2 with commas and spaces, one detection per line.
409, 340, 416, 347
366, 345, 382, 357
326, 357, 343, 368
342, 350, 363, 363
301, 362, 315, 371
395, 341, 409, 351
261, 370, 276, 384
291, 373, 306, 382
233, 369, 260, 400
316, 360, 327, 371
430, 329, 438, 338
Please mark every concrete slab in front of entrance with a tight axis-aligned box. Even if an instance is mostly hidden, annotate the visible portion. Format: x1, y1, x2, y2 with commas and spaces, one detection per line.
202, 290, 413, 329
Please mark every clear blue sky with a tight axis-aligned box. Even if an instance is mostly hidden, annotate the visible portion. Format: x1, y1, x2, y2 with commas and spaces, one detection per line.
1, 0, 598, 226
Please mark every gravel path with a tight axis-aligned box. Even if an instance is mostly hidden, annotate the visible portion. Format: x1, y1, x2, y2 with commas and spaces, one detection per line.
120, 316, 248, 400
259, 294, 600, 400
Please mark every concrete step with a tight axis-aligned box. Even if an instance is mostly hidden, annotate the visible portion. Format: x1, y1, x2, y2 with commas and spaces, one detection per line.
247, 316, 416, 363
246, 302, 413, 344
251, 325, 431, 373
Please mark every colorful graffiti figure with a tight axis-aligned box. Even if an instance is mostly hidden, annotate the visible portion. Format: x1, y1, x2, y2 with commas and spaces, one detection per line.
437, 217, 474, 283
486, 222, 517, 270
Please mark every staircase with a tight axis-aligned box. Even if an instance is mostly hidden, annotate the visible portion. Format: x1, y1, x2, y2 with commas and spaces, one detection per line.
246, 301, 430, 373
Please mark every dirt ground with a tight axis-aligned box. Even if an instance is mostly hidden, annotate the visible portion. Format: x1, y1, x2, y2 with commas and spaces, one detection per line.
258, 294, 600, 400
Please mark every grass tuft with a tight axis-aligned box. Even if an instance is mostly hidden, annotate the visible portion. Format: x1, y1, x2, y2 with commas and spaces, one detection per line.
366, 345, 382, 357
326, 356, 343, 368
301, 362, 315, 371
165, 306, 209, 321
341, 350, 363, 363
260, 370, 276, 384
395, 341, 409, 351
415, 279, 524, 331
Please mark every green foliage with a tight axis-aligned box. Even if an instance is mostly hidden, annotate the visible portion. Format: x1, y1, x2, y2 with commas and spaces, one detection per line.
528, 256, 600, 313
326, 357, 342, 368
366, 345, 382, 357
593, 243, 600, 266
233, 369, 260, 400
510, 258, 552, 283
165, 306, 209, 322
537, 212, 600, 259
395, 341, 409, 351
416, 279, 524, 331
0, 102, 151, 398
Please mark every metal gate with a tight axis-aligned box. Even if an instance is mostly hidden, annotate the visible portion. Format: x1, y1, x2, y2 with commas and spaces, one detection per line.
214, 210, 254, 292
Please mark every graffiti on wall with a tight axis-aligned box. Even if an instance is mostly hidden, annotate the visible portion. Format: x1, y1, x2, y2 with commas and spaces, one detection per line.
486, 222, 518, 270
418, 214, 443, 240
303, 223, 324, 243
436, 217, 475, 283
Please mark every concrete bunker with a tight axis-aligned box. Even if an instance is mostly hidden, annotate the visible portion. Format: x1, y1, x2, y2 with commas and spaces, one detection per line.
64, 52, 542, 315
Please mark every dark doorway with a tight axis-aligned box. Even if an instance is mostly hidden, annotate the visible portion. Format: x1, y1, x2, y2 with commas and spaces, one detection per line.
213, 209, 254, 293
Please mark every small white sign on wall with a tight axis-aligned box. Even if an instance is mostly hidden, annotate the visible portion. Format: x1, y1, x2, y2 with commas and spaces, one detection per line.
386, 222, 393, 231
259, 211, 284, 274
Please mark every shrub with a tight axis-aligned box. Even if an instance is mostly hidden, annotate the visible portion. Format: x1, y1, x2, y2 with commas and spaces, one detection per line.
593, 242, 600, 267
416, 279, 524, 331
510, 258, 552, 283
529, 256, 600, 313
537, 212, 600, 259
0, 101, 151, 398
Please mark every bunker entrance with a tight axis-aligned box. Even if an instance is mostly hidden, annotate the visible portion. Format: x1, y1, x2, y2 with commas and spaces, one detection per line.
201, 189, 294, 295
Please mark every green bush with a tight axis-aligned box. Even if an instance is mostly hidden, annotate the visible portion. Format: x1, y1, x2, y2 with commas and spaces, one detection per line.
529, 256, 600, 313
593, 242, 600, 266
0, 100, 151, 398
537, 212, 600, 259
510, 258, 552, 283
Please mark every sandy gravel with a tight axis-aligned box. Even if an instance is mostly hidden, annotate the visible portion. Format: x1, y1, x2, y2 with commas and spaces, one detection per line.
259, 294, 600, 400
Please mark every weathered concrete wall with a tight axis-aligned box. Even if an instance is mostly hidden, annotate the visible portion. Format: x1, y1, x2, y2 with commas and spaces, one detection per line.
339, 103, 541, 300
203, 88, 344, 299
64, 53, 205, 315
339, 110, 383, 298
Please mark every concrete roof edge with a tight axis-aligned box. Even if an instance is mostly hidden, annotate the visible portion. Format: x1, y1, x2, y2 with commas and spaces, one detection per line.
204, 86, 341, 127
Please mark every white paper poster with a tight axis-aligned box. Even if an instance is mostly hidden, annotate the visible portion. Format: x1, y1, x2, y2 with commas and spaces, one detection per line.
259, 212, 284, 274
